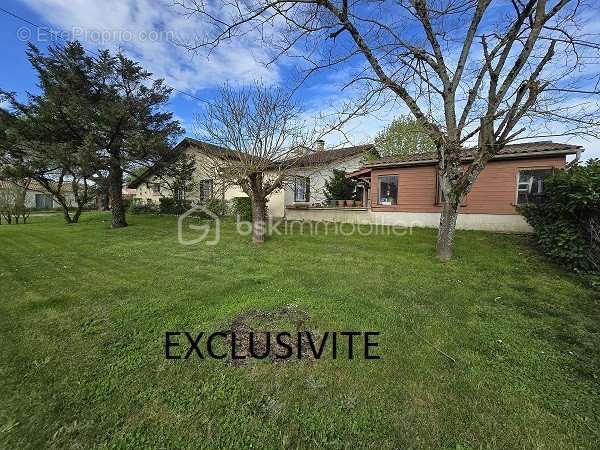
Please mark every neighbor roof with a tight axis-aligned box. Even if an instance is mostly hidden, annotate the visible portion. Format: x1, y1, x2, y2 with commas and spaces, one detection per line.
363, 141, 582, 168
0, 179, 77, 193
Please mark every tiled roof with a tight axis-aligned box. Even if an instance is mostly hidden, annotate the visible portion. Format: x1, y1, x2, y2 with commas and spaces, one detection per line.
180, 137, 242, 161
128, 137, 281, 188
128, 138, 376, 188
365, 141, 582, 167
288, 144, 374, 167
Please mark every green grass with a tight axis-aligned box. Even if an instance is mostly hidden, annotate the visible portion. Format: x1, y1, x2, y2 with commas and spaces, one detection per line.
0, 213, 598, 449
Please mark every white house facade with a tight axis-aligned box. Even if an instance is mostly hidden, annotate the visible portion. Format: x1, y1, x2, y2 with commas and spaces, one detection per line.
129, 138, 374, 218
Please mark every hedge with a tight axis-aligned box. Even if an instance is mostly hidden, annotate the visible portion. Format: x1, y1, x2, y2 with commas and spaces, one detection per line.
519, 159, 599, 273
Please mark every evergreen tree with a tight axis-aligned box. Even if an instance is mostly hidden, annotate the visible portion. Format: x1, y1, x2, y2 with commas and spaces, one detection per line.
1, 42, 182, 227
324, 170, 357, 200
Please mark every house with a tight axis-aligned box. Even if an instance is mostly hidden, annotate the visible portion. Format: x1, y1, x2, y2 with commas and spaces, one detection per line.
129, 137, 247, 207
129, 137, 374, 218
268, 141, 374, 216
285, 142, 583, 232
0, 179, 77, 209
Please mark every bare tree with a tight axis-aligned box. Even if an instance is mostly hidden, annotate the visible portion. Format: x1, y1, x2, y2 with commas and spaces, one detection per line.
0, 179, 31, 225
177, 0, 600, 260
12, 178, 31, 224
197, 83, 316, 242
0, 185, 16, 225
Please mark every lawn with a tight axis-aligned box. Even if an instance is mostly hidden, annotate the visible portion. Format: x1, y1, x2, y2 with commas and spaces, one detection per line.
0, 213, 598, 449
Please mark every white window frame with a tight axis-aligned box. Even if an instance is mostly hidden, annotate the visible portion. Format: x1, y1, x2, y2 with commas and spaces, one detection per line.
378, 174, 399, 206
294, 176, 309, 202
199, 179, 213, 202
515, 167, 554, 205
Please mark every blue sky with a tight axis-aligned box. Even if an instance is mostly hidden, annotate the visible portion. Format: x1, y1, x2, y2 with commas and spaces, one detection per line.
1, 0, 598, 159
0, 0, 378, 146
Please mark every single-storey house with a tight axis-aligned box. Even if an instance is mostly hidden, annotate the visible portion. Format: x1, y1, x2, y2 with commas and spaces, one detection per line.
129, 138, 374, 218
286, 141, 583, 232
269, 141, 374, 216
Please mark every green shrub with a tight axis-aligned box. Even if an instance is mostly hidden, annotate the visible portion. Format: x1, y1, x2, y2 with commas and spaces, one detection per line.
130, 199, 158, 214
159, 197, 193, 215
324, 169, 357, 200
205, 198, 228, 217
231, 197, 253, 221
159, 197, 176, 214
520, 159, 600, 272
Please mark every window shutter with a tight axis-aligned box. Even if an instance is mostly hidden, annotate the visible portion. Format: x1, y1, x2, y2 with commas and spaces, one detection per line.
305, 177, 310, 202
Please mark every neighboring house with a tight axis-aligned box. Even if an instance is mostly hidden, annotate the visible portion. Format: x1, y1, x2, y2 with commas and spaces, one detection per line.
286, 142, 583, 232
122, 187, 136, 201
129, 137, 375, 218
0, 179, 76, 209
95, 186, 138, 210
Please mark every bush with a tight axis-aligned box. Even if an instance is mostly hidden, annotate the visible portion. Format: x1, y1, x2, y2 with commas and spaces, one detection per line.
324, 170, 357, 200
231, 197, 253, 221
159, 197, 176, 214
130, 199, 159, 214
520, 159, 600, 272
159, 197, 193, 215
205, 198, 228, 217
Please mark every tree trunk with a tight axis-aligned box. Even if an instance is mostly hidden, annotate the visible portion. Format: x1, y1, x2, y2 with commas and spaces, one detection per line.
72, 205, 83, 224
251, 197, 267, 243
436, 200, 460, 261
98, 188, 110, 211
60, 202, 73, 224
109, 156, 127, 228
435, 145, 464, 261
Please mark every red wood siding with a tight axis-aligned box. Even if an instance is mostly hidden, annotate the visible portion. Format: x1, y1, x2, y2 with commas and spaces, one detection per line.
370, 156, 566, 215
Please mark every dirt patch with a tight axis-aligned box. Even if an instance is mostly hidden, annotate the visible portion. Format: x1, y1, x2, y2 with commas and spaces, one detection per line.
225, 304, 318, 367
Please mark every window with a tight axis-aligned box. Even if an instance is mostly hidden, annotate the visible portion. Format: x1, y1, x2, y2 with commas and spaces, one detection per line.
35, 194, 53, 209
378, 175, 398, 205
517, 169, 553, 205
174, 188, 185, 201
151, 183, 161, 194
294, 177, 310, 202
199, 179, 213, 202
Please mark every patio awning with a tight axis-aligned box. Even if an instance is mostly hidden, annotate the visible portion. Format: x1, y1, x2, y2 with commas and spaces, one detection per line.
346, 167, 371, 180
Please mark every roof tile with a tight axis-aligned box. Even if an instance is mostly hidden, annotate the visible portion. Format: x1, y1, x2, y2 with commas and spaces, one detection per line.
365, 141, 582, 167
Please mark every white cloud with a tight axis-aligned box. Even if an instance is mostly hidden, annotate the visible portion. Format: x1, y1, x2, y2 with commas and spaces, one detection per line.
19, 0, 280, 93
19, 0, 600, 161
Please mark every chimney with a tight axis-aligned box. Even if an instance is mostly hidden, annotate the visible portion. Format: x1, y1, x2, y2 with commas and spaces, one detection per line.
314, 139, 325, 152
